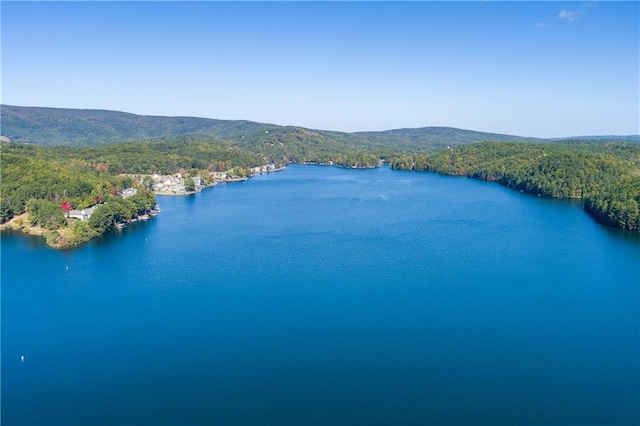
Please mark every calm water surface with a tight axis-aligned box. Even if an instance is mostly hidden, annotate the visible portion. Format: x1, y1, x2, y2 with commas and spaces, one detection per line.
2, 165, 639, 425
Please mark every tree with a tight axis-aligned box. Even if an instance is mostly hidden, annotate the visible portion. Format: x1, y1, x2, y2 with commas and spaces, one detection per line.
72, 220, 95, 239
142, 176, 154, 191
88, 204, 116, 234
1, 199, 14, 224
184, 177, 196, 192
129, 189, 156, 214
26, 199, 67, 230
229, 166, 247, 178
60, 200, 72, 217
107, 197, 137, 221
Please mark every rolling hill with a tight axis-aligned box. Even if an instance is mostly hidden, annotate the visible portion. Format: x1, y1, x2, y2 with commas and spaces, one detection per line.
1, 104, 550, 151
0, 104, 268, 146
3, 105, 637, 158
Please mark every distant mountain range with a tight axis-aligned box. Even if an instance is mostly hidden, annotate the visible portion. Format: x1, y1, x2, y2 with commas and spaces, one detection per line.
551, 135, 640, 141
1, 104, 637, 150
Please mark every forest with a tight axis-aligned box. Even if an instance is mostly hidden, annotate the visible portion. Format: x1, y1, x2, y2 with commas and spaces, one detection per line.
1, 127, 639, 248
0, 143, 161, 247
2, 104, 546, 149
391, 141, 640, 231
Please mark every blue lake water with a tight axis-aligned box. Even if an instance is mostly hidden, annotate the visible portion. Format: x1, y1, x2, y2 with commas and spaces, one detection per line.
2, 164, 639, 425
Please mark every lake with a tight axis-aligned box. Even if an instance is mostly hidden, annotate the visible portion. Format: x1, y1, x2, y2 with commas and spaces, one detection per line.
2, 164, 639, 425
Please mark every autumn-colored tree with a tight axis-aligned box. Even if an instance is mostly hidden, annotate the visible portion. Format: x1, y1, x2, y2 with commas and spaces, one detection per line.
60, 200, 72, 217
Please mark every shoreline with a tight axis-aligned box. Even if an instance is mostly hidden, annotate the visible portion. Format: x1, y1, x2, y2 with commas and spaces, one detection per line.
0, 165, 290, 248
0, 210, 160, 249
2, 162, 637, 250
152, 165, 287, 196
0, 213, 46, 235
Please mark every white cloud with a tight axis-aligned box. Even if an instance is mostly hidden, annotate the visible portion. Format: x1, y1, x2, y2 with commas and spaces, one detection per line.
535, 22, 548, 28
558, 9, 581, 22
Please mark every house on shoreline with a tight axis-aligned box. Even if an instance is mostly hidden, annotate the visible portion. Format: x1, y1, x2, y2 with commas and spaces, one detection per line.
68, 207, 96, 220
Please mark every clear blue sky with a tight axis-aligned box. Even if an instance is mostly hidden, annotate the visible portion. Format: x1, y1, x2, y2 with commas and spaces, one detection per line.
2, 1, 638, 137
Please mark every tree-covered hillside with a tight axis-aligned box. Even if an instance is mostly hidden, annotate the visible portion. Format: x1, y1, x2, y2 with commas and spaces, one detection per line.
0, 143, 161, 247
349, 127, 547, 151
0, 140, 263, 208
391, 141, 640, 231
0, 104, 270, 146
2, 105, 551, 152
0, 136, 274, 247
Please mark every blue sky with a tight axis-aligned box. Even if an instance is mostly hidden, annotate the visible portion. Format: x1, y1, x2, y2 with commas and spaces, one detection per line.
2, 1, 638, 137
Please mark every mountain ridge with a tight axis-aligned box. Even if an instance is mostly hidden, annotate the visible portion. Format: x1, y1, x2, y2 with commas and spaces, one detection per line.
1, 104, 637, 149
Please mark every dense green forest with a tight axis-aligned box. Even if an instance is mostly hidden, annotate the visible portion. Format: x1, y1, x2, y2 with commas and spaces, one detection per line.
0, 143, 162, 247
0, 140, 263, 218
0, 104, 267, 146
2, 104, 547, 150
1, 104, 639, 246
3, 139, 640, 237
391, 141, 640, 231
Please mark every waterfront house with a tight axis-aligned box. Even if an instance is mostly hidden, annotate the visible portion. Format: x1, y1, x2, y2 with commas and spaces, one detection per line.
68, 207, 95, 220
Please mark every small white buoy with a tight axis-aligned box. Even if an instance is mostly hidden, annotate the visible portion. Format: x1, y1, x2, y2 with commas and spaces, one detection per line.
66, 266, 69, 271
21, 355, 24, 362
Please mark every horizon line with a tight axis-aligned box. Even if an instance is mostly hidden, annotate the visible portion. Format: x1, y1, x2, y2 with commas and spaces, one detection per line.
2, 103, 638, 141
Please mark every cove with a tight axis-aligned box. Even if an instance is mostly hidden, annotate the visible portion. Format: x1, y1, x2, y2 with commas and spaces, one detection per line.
2, 164, 639, 425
